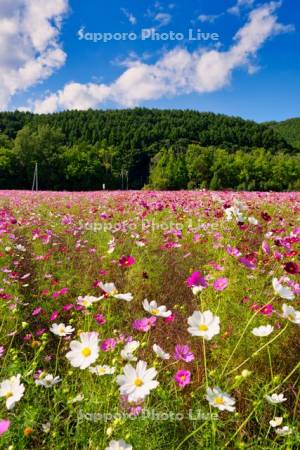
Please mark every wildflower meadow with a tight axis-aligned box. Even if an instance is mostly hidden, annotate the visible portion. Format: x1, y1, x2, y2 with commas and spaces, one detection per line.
0, 190, 299, 449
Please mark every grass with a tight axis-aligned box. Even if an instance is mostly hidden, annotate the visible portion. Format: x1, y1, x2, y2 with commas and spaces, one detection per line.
0, 190, 299, 449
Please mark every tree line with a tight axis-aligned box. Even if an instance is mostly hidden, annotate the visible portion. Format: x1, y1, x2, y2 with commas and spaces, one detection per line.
0, 109, 298, 191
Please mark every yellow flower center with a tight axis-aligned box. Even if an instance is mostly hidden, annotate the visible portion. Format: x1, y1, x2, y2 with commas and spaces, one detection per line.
5, 391, 13, 399
134, 378, 144, 387
151, 309, 159, 315
81, 347, 92, 357
214, 396, 225, 405
199, 324, 208, 331
59, 326, 65, 334
98, 367, 106, 374
288, 314, 295, 321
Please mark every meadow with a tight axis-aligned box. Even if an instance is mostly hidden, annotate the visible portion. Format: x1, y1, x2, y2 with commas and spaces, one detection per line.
0, 190, 299, 450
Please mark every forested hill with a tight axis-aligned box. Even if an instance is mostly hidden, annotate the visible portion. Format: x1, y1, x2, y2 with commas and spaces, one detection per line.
0, 109, 292, 150
0, 109, 299, 191
266, 118, 300, 149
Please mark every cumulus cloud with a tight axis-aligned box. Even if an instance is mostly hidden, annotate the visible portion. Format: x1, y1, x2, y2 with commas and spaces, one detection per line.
29, 2, 293, 113
0, 0, 68, 110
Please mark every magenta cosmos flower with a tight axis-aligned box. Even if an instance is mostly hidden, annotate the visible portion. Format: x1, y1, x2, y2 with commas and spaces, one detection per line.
260, 304, 274, 316
174, 370, 191, 388
173, 345, 195, 362
94, 313, 106, 325
186, 271, 208, 288
119, 255, 136, 267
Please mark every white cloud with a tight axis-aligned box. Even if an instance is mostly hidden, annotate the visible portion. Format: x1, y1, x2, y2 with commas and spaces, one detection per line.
154, 12, 172, 28
198, 14, 221, 24
0, 0, 68, 110
121, 8, 137, 25
28, 2, 293, 113
228, 0, 255, 15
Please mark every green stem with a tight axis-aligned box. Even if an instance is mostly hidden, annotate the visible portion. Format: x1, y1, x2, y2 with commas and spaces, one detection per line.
225, 324, 288, 377
221, 299, 275, 377
267, 344, 273, 381
54, 337, 62, 376
226, 360, 300, 446
202, 337, 216, 449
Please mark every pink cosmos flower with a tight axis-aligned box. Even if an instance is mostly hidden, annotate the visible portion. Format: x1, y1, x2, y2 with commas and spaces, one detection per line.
36, 328, 46, 336
50, 310, 59, 321
262, 241, 270, 255
119, 255, 136, 267
0, 419, 10, 436
101, 338, 117, 352
239, 256, 256, 270
274, 251, 283, 261
61, 215, 73, 225
63, 304, 73, 311
32, 307, 42, 316
174, 370, 191, 388
173, 345, 195, 362
132, 317, 157, 332
23, 333, 33, 341
0, 346, 5, 358
213, 277, 228, 291
226, 246, 242, 257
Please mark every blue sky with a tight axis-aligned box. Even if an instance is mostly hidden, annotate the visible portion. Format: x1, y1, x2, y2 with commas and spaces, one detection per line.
1, 0, 299, 121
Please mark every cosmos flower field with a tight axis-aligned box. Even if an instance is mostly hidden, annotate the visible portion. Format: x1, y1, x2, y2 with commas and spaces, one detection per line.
0, 190, 299, 450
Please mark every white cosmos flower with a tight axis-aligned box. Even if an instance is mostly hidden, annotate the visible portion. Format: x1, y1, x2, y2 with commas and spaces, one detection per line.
206, 387, 236, 412
265, 393, 287, 404
0, 374, 25, 410
225, 206, 245, 223
69, 393, 84, 403
192, 286, 205, 295
187, 310, 220, 340
42, 422, 51, 433
105, 440, 132, 450
152, 344, 170, 360
35, 374, 61, 388
107, 238, 116, 254
282, 304, 300, 324
251, 325, 274, 337
89, 365, 116, 376
269, 417, 283, 427
120, 341, 140, 361
50, 323, 75, 337
272, 278, 295, 300
142, 299, 171, 318
275, 426, 292, 436
77, 295, 102, 308
66, 332, 99, 369
99, 282, 133, 302
248, 216, 258, 225
116, 360, 159, 402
